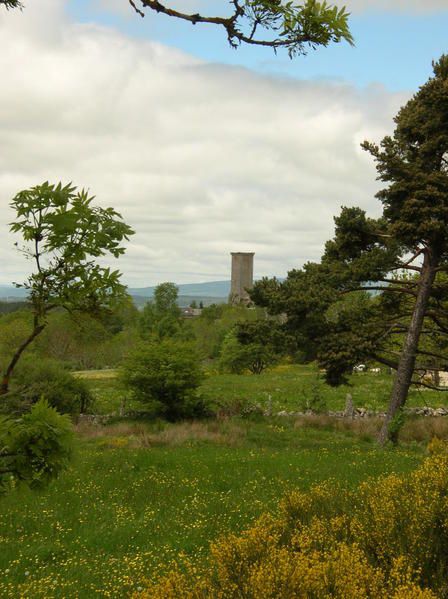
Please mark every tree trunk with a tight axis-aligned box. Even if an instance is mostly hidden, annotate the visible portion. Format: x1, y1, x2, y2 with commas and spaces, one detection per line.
379, 248, 439, 445
0, 324, 45, 395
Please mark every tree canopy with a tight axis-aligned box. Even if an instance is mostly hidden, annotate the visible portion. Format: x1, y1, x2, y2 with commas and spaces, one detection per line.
1, 182, 134, 395
252, 56, 448, 444
140, 282, 186, 340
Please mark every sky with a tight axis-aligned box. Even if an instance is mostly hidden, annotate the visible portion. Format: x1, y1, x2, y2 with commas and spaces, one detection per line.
0, 0, 447, 287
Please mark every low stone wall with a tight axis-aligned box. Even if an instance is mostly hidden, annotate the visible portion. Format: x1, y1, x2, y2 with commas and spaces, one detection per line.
276, 406, 448, 419
76, 410, 153, 424
77, 406, 448, 424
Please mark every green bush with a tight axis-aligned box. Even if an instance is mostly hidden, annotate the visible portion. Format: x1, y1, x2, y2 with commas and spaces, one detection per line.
121, 339, 206, 420
0, 399, 73, 492
191, 304, 263, 359
218, 326, 280, 375
8, 358, 94, 415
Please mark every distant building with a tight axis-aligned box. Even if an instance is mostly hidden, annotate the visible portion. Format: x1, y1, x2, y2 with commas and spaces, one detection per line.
181, 306, 202, 318
229, 252, 254, 305
426, 370, 448, 388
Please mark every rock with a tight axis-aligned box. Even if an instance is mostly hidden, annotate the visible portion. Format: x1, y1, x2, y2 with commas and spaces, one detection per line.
344, 393, 355, 418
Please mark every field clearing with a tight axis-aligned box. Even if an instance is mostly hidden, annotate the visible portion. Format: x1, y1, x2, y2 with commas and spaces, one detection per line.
200, 364, 448, 413
0, 419, 423, 598
73, 369, 118, 380
2, 364, 443, 597
77, 363, 448, 415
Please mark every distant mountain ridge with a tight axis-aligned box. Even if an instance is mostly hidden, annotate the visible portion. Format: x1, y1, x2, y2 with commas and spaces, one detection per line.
0, 281, 232, 302
128, 280, 231, 298
0, 285, 28, 300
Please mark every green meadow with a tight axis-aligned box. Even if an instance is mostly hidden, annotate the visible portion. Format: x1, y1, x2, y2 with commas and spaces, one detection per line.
0, 364, 446, 598
87, 363, 445, 415
0, 419, 423, 598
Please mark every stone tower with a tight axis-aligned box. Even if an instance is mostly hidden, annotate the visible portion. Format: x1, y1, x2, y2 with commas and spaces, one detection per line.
229, 252, 254, 305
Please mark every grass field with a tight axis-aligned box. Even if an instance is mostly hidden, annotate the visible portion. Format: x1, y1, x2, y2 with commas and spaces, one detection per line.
79, 363, 447, 416
1, 364, 446, 597
0, 418, 423, 598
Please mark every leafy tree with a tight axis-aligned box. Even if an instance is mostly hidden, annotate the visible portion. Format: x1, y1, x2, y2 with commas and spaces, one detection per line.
129, 1, 353, 58
153, 281, 180, 314
140, 282, 185, 339
0, 301, 30, 315
192, 303, 262, 359
5, 358, 94, 416
0, 310, 32, 363
1, 182, 134, 395
0, 399, 73, 492
252, 56, 448, 444
121, 339, 206, 420
218, 330, 247, 374
219, 319, 286, 374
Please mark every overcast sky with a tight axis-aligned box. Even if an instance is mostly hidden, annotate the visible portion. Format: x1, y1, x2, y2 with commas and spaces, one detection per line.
1, 1, 447, 287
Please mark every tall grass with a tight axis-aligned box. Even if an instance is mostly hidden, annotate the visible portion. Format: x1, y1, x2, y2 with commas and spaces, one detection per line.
0, 419, 422, 598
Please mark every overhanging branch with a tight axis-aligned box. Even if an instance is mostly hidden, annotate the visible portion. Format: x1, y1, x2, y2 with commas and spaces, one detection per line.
129, 0, 352, 53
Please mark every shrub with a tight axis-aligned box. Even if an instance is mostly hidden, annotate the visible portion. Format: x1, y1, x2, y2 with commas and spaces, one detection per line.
138, 446, 448, 598
218, 330, 248, 374
7, 358, 94, 415
298, 374, 327, 413
0, 399, 73, 492
121, 339, 205, 420
218, 329, 278, 375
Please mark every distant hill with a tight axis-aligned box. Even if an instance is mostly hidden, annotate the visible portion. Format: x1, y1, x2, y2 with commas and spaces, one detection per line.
129, 280, 231, 299
0, 286, 28, 301
129, 281, 231, 309
132, 295, 226, 309
0, 281, 231, 308
0, 281, 230, 298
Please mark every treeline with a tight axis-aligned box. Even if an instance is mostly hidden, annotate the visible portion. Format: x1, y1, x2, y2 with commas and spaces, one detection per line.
0, 301, 30, 314
0, 281, 279, 419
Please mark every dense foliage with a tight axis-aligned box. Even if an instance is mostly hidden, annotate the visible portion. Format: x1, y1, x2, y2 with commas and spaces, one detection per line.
121, 339, 206, 420
1, 182, 134, 395
5, 359, 94, 415
219, 319, 286, 374
192, 303, 263, 359
140, 282, 191, 341
0, 304, 139, 375
0, 399, 73, 492
0, 0, 23, 9
252, 56, 448, 443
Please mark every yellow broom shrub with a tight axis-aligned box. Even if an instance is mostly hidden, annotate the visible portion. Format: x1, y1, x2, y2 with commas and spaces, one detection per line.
137, 442, 448, 598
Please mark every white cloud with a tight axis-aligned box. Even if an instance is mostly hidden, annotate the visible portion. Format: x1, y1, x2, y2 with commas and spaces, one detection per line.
339, 0, 448, 12
0, 0, 408, 287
